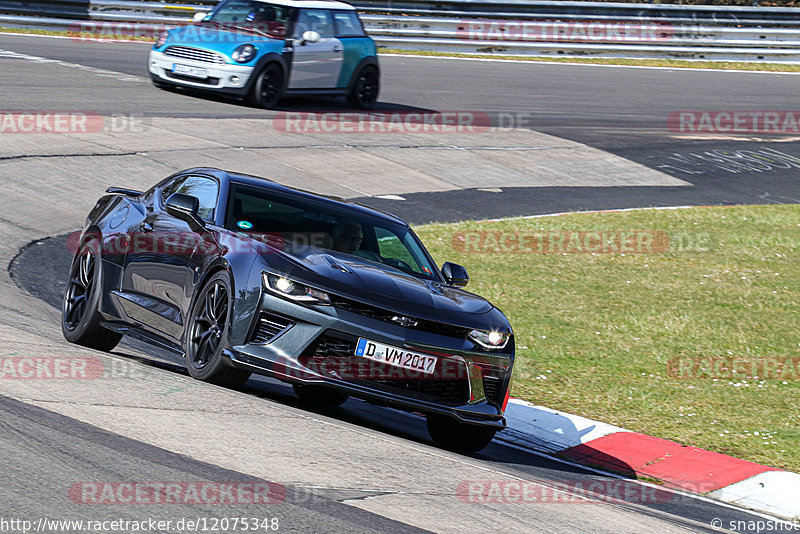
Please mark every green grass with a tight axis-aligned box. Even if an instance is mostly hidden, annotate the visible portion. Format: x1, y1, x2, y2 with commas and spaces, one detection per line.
414, 204, 800, 472
2, 26, 799, 72
378, 48, 800, 72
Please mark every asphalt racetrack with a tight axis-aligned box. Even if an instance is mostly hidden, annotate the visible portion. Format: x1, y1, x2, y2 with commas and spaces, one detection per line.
1, 33, 798, 533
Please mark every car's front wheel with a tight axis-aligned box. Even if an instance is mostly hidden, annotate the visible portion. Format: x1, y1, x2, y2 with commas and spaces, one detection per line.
184, 271, 251, 388
427, 413, 497, 453
347, 65, 379, 109
250, 63, 284, 109
62, 239, 122, 351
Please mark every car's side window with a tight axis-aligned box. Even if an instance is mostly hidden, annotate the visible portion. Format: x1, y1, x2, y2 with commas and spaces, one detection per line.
160, 176, 187, 207
374, 227, 424, 274
294, 9, 335, 39
332, 11, 365, 37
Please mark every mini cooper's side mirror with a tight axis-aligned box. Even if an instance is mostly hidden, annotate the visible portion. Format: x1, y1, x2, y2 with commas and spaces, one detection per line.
165, 193, 204, 231
300, 30, 321, 45
442, 262, 469, 287
192, 12, 207, 23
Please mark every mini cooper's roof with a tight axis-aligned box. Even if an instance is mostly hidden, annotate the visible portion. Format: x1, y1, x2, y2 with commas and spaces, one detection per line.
248, 0, 357, 10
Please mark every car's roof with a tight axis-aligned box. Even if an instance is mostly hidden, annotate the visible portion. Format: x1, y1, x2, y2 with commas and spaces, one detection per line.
190, 168, 406, 225
250, 0, 357, 11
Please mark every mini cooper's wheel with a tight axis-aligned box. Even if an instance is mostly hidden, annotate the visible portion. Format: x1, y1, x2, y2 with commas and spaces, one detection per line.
426, 414, 497, 453
347, 65, 379, 109
62, 239, 122, 351
250, 63, 284, 109
292, 383, 349, 407
184, 272, 251, 388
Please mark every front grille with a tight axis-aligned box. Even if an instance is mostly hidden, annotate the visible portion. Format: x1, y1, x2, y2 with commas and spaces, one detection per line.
300, 331, 470, 406
164, 72, 220, 85
330, 296, 471, 340
249, 312, 293, 344
164, 46, 226, 65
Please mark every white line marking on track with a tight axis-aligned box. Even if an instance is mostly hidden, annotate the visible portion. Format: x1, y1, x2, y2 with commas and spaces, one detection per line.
0, 48, 147, 83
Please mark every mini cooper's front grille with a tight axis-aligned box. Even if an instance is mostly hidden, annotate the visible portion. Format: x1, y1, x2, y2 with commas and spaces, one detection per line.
299, 331, 470, 406
249, 312, 293, 344
329, 296, 472, 340
164, 46, 226, 65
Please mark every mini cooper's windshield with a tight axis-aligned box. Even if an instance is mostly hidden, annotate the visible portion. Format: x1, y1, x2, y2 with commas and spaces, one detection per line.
225, 183, 441, 281
204, 0, 295, 38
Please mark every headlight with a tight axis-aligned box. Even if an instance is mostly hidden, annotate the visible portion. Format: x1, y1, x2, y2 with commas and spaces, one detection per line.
468, 329, 510, 350
155, 30, 169, 48
232, 44, 257, 63
262, 273, 330, 305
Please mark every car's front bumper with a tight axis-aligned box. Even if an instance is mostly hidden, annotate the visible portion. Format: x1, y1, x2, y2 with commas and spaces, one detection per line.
149, 49, 254, 95
226, 291, 514, 429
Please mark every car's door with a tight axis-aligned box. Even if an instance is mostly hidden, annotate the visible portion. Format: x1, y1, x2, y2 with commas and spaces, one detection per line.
120, 174, 221, 341
288, 9, 343, 89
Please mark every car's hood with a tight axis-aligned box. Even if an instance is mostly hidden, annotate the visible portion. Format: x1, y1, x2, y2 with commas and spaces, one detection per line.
262, 246, 509, 331
166, 24, 285, 54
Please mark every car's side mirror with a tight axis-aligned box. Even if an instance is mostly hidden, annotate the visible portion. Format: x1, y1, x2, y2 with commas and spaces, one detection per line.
300, 30, 321, 45
192, 12, 207, 23
165, 193, 204, 231
442, 262, 469, 287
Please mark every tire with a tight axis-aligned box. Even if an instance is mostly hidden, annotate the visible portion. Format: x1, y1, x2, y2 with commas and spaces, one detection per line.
426, 413, 497, 453
184, 271, 251, 388
292, 383, 349, 407
346, 65, 379, 109
249, 63, 284, 109
62, 239, 122, 352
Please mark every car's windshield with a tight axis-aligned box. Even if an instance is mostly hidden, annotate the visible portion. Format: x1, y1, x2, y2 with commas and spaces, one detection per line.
204, 0, 294, 38
225, 183, 441, 281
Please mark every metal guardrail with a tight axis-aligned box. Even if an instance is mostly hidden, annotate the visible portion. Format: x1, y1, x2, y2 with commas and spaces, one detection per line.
2, 0, 800, 62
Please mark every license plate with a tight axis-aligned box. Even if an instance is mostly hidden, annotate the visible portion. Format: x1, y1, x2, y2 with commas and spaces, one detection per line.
355, 338, 437, 375
172, 64, 208, 79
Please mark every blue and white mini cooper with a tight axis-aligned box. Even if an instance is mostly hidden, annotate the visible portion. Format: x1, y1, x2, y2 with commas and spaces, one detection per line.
149, 0, 379, 109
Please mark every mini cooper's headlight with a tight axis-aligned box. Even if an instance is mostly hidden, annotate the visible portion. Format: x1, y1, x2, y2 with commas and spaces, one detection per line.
262, 273, 330, 305
232, 44, 257, 63
468, 329, 510, 350
155, 30, 169, 48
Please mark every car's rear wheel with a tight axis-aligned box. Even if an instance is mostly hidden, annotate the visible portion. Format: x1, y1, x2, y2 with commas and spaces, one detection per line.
184, 271, 251, 388
250, 63, 284, 109
292, 383, 349, 407
347, 65, 379, 109
62, 239, 122, 351
426, 413, 497, 453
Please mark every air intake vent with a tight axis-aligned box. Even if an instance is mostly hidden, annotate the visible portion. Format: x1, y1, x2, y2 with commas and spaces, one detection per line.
249, 313, 293, 344
164, 46, 226, 65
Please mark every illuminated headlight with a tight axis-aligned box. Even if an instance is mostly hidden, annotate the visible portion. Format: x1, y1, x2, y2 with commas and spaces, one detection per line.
155, 31, 169, 48
232, 44, 257, 63
262, 273, 330, 305
468, 329, 510, 350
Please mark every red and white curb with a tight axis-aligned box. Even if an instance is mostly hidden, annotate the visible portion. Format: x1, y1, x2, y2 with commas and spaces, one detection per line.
498, 399, 800, 520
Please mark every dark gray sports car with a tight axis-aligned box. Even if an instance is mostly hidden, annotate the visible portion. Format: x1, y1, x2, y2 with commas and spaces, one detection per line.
62, 168, 515, 452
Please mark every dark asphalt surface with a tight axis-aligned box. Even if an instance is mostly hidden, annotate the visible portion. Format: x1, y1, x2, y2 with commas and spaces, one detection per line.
1, 34, 799, 222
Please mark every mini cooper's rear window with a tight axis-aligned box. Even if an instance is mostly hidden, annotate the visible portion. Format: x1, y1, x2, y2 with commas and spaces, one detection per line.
332, 11, 366, 37
226, 183, 441, 280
